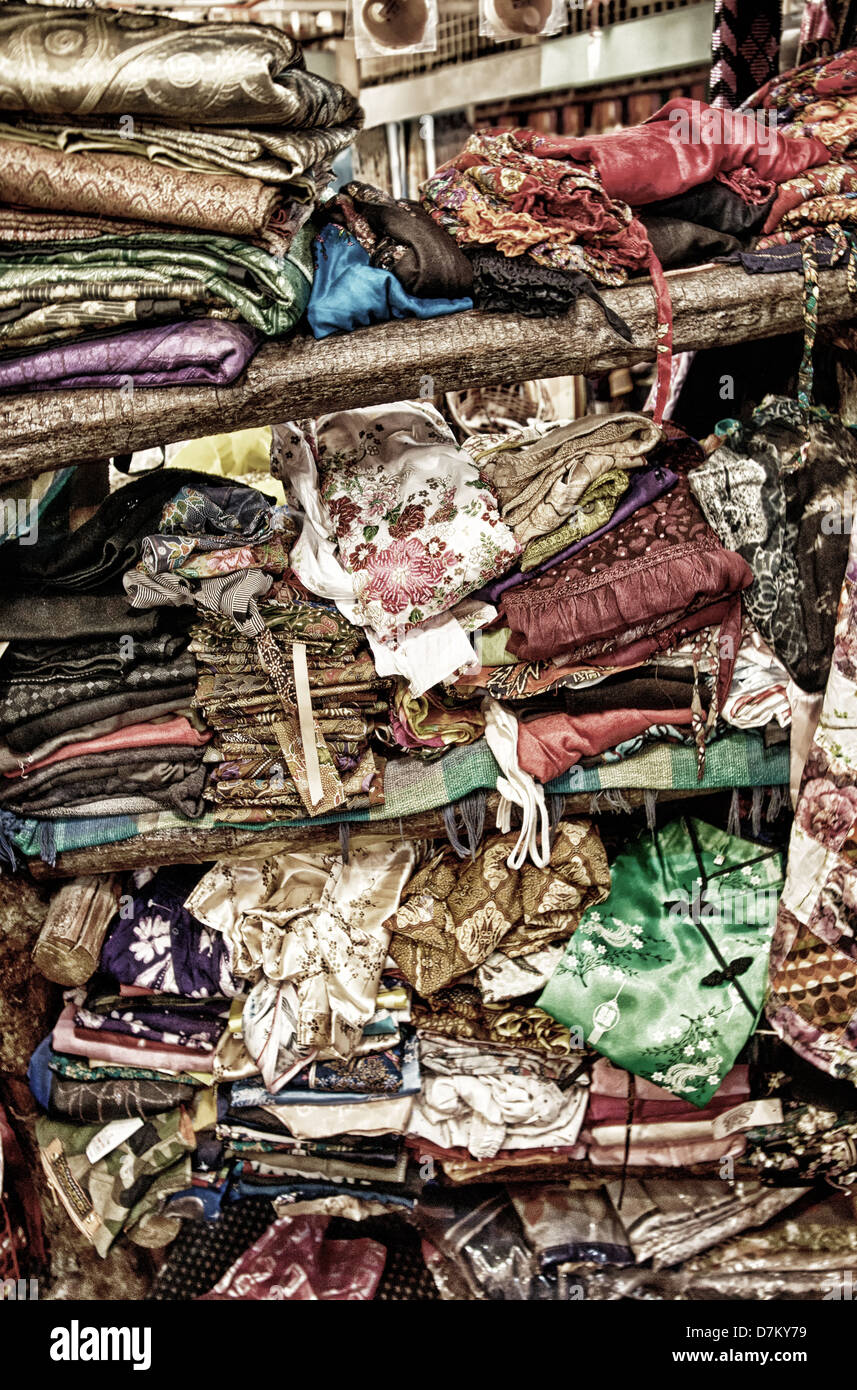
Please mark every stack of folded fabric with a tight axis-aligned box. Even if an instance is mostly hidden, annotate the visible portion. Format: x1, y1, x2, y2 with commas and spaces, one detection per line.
581, 1061, 752, 1171
0, 469, 226, 855
190, 597, 390, 823
122, 473, 396, 823
382, 820, 611, 1182
27, 848, 424, 1251
121, 842, 422, 1219
446, 415, 795, 804
0, 3, 363, 388
28, 865, 240, 1256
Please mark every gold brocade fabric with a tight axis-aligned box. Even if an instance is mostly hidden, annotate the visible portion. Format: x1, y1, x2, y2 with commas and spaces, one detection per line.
388, 820, 610, 995
0, 5, 363, 130
0, 139, 282, 237
414, 983, 576, 1056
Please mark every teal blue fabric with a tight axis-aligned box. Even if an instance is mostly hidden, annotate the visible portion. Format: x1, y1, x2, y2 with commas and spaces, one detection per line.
307, 223, 472, 339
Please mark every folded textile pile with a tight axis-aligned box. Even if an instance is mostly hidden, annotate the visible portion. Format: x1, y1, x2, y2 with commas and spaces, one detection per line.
464, 411, 664, 554
0, 3, 364, 384
581, 1193, 857, 1299
420, 107, 828, 416
27, 845, 425, 1251
580, 1060, 752, 1170
185, 843, 421, 1214
28, 867, 234, 1253
190, 597, 389, 823
0, 470, 222, 843
307, 181, 475, 337
451, 419, 772, 793
382, 821, 609, 1177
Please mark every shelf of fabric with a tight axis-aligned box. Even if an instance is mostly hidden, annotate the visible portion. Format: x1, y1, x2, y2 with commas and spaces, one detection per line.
24, 790, 716, 878
19, 728, 788, 877
2, 262, 855, 484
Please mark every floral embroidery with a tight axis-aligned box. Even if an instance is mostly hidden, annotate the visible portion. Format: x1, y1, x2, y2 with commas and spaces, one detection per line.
316, 403, 519, 643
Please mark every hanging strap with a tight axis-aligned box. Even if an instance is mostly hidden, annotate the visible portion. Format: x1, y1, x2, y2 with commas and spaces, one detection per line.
797, 237, 820, 411
647, 245, 674, 426
292, 641, 323, 809
684, 816, 757, 1022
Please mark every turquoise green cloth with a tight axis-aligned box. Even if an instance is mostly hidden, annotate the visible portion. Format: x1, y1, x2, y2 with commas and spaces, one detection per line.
539, 817, 785, 1108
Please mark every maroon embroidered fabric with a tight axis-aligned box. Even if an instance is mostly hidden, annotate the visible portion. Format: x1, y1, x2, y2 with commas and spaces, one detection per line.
500, 465, 753, 680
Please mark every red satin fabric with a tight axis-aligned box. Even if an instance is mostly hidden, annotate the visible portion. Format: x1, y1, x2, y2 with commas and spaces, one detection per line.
517, 706, 695, 782
517, 101, 830, 205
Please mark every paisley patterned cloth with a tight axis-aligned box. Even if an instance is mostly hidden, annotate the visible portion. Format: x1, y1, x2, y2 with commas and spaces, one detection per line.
388, 820, 609, 996
688, 396, 857, 692
762, 161, 857, 235
742, 47, 857, 115
539, 818, 785, 1108
316, 403, 520, 643
0, 5, 363, 130
421, 129, 651, 285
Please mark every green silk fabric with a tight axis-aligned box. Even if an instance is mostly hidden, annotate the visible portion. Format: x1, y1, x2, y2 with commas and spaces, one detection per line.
539, 818, 784, 1107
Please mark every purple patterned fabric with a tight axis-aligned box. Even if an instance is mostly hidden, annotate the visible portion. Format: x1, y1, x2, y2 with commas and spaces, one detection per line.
476, 464, 679, 604
74, 995, 230, 1051
100, 866, 241, 999
0, 319, 259, 393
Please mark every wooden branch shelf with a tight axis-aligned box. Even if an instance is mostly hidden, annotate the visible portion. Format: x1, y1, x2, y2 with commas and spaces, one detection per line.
2, 262, 855, 484
26, 788, 718, 878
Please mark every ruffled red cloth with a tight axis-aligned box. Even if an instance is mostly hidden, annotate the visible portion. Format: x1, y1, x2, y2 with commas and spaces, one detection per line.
521, 100, 830, 205
500, 470, 752, 677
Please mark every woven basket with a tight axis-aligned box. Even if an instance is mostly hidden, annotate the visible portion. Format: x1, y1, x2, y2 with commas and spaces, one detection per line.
445, 380, 556, 436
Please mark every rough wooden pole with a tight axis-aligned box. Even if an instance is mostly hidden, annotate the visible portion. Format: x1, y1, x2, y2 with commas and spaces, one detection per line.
25, 787, 717, 877
1, 263, 855, 483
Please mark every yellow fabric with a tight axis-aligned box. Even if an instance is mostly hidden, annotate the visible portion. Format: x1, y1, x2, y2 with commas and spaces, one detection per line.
168, 428, 285, 503
190, 1086, 219, 1132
